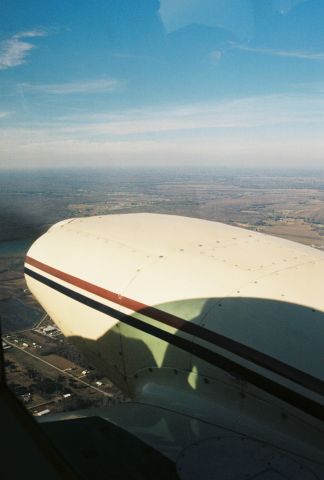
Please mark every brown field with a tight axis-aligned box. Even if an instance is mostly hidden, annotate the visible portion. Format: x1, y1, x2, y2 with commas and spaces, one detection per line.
43, 354, 80, 371
258, 220, 324, 247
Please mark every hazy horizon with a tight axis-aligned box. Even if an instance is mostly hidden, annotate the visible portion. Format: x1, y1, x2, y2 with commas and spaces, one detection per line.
1, 0, 324, 169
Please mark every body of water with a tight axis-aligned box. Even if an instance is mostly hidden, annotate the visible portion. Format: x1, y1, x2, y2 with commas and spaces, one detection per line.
0, 239, 32, 257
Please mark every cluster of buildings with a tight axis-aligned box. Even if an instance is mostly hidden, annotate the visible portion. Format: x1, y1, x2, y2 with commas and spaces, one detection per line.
36, 324, 61, 337
2, 340, 12, 350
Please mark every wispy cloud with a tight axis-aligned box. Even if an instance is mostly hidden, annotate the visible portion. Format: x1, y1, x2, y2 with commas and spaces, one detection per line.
112, 52, 158, 62
209, 50, 222, 64
295, 82, 324, 94
0, 29, 47, 70
19, 78, 123, 94
1, 92, 323, 168
0, 111, 12, 118
232, 44, 324, 61
15, 29, 47, 39
1, 130, 323, 168
53, 93, 324, 136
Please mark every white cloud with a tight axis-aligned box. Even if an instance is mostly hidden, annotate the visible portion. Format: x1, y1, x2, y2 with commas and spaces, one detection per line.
233, 44, 324, 61
0, 38, 34, 70
2, 133, 324, 169
19, 78, 123, 94
0, 29, 47, 70
209, 50, 222, 64
112, 52, 158, 62
0, 111, 12, 118
53, 93, 324, 136
1, 93, 323, 168
296, 82, 324, 94
16, 29, 47, 38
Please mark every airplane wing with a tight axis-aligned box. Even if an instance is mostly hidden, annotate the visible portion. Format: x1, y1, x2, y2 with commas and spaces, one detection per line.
21, 213, 324, 479
40, 399, 324, 480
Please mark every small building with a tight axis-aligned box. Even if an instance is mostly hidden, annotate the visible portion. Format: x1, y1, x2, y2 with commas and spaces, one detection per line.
35, 409, 51, 417
43, 325, 57, 334
22, 343, 29, 348
2, 340, 11, 350
81, 370, 88, 375
63, 393, 71, 399
95, 381, 103, 387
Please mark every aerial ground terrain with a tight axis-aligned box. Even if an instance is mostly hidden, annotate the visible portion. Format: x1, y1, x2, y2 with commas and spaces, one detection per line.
1, 167, 324, 414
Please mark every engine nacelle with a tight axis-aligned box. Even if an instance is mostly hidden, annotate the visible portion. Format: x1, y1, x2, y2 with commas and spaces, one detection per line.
24, 213, 324, 445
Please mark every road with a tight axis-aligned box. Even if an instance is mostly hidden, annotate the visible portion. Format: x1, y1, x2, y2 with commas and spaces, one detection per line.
5, 338, 114, 397
27, 396, 62, 411
11, 310, 47, 333
34, 313, 49, 329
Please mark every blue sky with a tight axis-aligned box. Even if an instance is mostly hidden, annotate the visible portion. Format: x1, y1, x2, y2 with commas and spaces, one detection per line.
1, 0, 324, 168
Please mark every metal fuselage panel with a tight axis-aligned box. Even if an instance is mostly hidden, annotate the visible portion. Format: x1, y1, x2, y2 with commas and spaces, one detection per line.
24, 214, 324, 454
